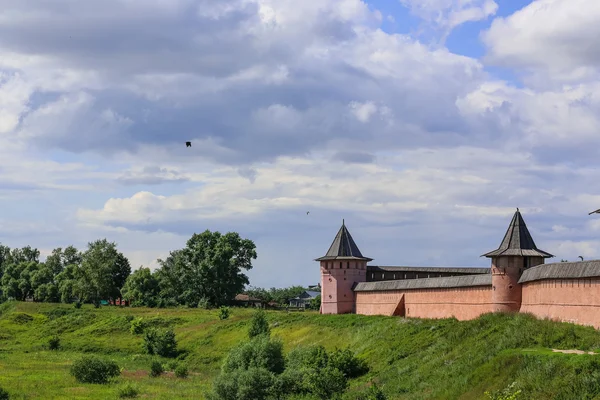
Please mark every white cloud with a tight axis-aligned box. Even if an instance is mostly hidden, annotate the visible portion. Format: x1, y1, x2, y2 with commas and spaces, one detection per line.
482, 0, 600, 83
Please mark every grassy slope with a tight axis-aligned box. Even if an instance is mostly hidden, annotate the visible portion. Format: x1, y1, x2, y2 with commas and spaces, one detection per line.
2, 302, 600, 399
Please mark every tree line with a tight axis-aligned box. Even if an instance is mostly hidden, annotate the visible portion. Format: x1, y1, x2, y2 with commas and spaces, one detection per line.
0, 229, 320, 309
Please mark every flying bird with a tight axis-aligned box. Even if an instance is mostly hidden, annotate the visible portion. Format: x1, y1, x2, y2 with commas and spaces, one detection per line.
579, 256, 584, 261
306, 211, 310, 215
185, 141, 192, 147
589, 209, 600, 215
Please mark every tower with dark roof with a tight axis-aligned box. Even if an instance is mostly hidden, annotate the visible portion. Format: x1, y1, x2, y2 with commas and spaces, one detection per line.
316, 220, 372, 314
482, 209, 553, 313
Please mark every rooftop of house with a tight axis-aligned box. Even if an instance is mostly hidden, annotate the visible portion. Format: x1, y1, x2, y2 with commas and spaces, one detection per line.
315, 219, 373, 262
481, 209, 554, 258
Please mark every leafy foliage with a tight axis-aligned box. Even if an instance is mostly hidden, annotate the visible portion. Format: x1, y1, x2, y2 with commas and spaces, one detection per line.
121, 267, 160, 307
222, 335, 285, 374
149, 360, 164, 377
130, 318, 145, 335
143, 328, 178, 358
219, 306, 230, 320
0, 387, 8, 400
248, 309, 270, 338
48, 336, 60, 351
155, 230, 257, 308
70, 356, 120, 384
174, 364, 189, 378
117, 383, 140, 398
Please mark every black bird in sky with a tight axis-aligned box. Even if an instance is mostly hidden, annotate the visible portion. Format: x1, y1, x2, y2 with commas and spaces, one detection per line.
589, 209, 600, 215
306, 211, 310, 215
579, 256, 584, 261
186, 141, 192, 147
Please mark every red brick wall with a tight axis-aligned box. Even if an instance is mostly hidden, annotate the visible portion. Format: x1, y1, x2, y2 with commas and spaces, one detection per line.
356, 286, 493, 320
521, 278, 600, 328
321, 260, 367, 314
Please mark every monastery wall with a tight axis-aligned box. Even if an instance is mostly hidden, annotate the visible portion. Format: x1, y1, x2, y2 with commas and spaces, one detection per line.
520, 278, 600, 329
354, 274, 494, 320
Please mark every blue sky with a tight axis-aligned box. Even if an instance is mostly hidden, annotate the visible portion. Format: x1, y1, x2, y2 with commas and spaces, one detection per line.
2, 0, 600, 288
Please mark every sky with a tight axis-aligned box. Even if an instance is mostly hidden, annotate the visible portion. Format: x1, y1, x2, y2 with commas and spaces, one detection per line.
2, 0, 600, 289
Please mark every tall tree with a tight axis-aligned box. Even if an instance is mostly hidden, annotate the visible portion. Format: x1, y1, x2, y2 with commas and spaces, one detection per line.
77, 239, 131, 305
121, 267, 160, 307
157, 230, 257, 307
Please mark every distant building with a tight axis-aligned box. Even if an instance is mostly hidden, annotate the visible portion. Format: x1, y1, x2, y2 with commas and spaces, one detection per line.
234, 294, 264, 308
315, 211, 600, 330
289, 291, 320, 308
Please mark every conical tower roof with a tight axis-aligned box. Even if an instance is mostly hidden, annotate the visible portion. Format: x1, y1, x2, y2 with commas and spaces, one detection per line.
482, 209, 553, 258
315, 220, 373, 261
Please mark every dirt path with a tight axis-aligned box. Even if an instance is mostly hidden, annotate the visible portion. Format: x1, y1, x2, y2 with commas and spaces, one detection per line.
552, 349, 597, 355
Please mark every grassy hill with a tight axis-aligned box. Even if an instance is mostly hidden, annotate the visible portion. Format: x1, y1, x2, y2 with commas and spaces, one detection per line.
2, 302, 600, 399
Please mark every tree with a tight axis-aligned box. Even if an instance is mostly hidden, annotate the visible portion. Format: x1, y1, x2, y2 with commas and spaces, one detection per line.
121, 267, 160, 307
1, 261, 40, 301
77, 239, 131, 305
156, 230, 257, 307
45, 246, 81, 276
308, 295, 321, 311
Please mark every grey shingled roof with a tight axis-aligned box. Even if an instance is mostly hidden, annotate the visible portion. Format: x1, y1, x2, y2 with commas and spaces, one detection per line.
354, 274, 492, 292
369, 266, 490, 274
519, 260, 600, 284
482, 209, 553, 258
315, 220, 373, 261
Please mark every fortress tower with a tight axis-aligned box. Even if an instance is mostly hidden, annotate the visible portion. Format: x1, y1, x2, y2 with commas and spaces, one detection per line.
316, 220, 372, 314
482, 209, 553, 313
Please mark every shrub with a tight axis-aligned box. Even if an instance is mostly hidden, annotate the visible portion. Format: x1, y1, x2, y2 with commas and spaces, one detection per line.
166, 360, 179, 371
271, 367, 310, 397
48, 336, 61, 351
198, 297, 211, 309
130, 318, 145, 335
248, 309, 270, 338
211, 367, 275, 400
175, 364, 189, 378
222, 335, 285, 374
328, 348, 369, 378
287, 345, 329, 370
219, 306, 230, 320
117, 383, 140, 398
74, 301, 82, 309
305, 366, 348, 400
70, 356, 120, 384
149, 360, 164, 377
143, 328, 178, 358
0, 387, 9, 400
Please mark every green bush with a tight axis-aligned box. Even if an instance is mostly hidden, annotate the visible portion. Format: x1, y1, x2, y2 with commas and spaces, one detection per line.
48, 336, 61, 351
485, 382, 522, 400
74, 301, 82, 309
271, 367, 310, 397
0, 387, 9, 400
117, 383, 140, 398
328, 348, 369, 378
287, 345, 329, 370
219, 306, 230, 320
130, 318, 145, 335
175, 364, 189, 378
222, 335, 285, 374
166, 360, 179, 371
305, 366, 348, 400
149, 360, 164, 377
69, 356, 120, 384
211, 367, 275, 400
143, 328, 177, 358
248, 309, 270, 338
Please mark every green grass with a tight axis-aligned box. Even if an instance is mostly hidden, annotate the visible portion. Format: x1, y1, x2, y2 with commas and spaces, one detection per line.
2, 301, 600, 399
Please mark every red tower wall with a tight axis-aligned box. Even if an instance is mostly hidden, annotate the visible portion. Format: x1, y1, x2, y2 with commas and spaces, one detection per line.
320, 260, 367, 314
490, 256, 544, 313
356, 286, 493, 320
521, 278, 600, 329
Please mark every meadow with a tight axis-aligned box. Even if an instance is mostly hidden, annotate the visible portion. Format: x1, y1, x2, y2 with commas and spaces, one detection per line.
3, 301, 600, 399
